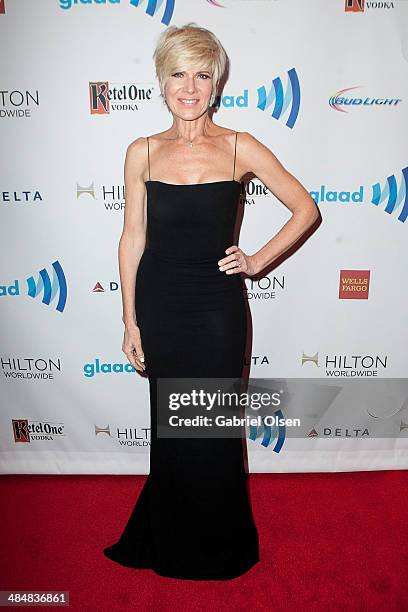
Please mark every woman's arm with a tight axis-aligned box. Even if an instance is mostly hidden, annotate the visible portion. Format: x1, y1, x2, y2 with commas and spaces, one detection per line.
119, 137, 148, 329
239, 132, 320, 274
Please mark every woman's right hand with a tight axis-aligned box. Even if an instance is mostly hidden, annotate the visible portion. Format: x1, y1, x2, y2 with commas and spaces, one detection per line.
122, 324, 146, 373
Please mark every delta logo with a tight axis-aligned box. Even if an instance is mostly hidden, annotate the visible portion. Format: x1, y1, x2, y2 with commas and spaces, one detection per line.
92, 281, 119, 293
307, 427, 370, 438
89, 81, 154, 114
0, 260, 67, 312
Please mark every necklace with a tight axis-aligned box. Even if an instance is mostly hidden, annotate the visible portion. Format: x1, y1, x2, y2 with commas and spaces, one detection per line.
177, 135, 195, 148
174, 125, 208, 148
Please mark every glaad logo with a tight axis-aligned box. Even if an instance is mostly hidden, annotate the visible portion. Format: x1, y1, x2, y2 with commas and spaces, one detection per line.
329, 86, 401, 112
248, 411, 286, 453
257, 68, 300, 129
59, 0, 175, 24
372, 167, 408, 223
12, 419, 65, 443
0, 261, 67, 312
211, 68, 301, 129
89, 81, 153, 114
301, 351, 388, 377
95, 423, 151, 446
83, 358, 137, 377
76, 181, 125, 211
60, 0, 119, 6
309, 167, 408, 223
129, 0, 175, 25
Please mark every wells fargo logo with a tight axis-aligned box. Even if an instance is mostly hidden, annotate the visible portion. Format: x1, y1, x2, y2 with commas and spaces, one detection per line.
339, 270, 370, 299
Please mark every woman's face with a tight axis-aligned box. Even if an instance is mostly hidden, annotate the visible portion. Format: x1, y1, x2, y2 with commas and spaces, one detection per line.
164, 67, 214, 118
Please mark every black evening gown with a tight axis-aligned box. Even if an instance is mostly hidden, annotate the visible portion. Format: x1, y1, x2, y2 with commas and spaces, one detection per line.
104, 132, 259, 580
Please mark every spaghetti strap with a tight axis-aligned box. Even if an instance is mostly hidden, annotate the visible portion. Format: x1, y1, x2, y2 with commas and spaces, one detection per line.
233, 131, 238, 180
147, 136, 151, 181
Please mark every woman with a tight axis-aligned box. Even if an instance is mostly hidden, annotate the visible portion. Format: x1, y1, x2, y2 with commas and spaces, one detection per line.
104, 23, 319, 580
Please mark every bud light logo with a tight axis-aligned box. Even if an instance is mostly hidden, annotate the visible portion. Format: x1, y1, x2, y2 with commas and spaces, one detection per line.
329, 86, 401, 112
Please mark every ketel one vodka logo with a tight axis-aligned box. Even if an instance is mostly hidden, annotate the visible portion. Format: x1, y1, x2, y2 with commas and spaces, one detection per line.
345, 0, 396, 12
345, 0, 364, 11
12, 418, 65, 442
89, 81, 153, 114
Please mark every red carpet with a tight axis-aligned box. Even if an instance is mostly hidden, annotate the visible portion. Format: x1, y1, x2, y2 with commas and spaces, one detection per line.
1, 472, 407, 611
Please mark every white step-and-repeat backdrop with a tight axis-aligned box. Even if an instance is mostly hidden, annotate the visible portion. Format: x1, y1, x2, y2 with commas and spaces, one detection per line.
1, 0, 408, 473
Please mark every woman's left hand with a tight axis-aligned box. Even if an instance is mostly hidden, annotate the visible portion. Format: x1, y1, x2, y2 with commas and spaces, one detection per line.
218, 245, 259, 277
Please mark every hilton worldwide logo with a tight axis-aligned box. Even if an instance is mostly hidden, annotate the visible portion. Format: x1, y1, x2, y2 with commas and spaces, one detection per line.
301, 351, 388, 377
95, 424, 151, 447
76, 181, 124, 211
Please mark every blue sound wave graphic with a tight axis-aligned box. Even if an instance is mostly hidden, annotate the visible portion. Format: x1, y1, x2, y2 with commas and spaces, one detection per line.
371, 167, 408, 223
257, 68, 300, 128
248, 409, 286, 453
27, 260, 67, 312
129, 0, 175, 25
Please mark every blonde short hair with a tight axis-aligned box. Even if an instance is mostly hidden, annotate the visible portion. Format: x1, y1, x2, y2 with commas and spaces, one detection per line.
153, 22, 228, 107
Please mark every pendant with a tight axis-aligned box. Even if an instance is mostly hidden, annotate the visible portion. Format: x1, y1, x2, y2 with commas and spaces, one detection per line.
188, 141, 193, 148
